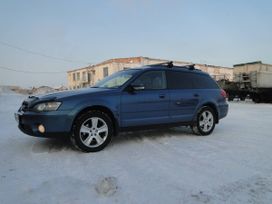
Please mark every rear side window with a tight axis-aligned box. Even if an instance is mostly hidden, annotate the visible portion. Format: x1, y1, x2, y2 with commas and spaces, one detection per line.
166, 71, 194, 89
166, 71, 219, 89
193, 74, 219, 89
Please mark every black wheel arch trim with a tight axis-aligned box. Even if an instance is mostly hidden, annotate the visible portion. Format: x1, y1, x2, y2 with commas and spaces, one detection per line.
71, 105, 119, 135
195, 102, 219, 124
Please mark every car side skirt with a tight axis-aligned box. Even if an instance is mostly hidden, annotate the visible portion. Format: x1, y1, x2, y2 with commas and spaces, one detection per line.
118, 121, 197, 132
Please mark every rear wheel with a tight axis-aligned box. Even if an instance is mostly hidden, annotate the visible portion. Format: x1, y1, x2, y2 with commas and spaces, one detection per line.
71, 110, 113, 152
252, 95, 261, 103
191, 107, 216, 136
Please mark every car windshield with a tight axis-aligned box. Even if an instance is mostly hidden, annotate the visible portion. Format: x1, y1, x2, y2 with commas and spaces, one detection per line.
93, 69, 138, 89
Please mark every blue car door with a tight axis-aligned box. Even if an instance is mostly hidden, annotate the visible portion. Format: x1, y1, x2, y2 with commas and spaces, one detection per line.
120, 70, 170, 127
166, 70, 200, 122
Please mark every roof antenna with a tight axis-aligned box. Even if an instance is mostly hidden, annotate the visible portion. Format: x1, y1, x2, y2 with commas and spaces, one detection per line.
167, 61, 173, 68
185, 64, 195, 70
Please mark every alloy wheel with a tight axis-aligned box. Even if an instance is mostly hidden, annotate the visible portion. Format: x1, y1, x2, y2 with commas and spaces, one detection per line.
199, 110, 214, 132
79, 117, 108, 148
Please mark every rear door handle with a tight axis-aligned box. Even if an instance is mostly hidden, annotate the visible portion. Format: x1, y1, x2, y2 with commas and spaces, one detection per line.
159, 94, 165, 99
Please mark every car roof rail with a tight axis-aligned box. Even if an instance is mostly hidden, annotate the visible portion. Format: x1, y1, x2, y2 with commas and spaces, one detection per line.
182, 64, 195, 70
148, 61, 197, 70
171, 63, 196, 70
148, 61, 174, 68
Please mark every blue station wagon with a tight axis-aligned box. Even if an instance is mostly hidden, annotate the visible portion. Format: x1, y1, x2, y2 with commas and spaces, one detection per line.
15, 62, 228, 152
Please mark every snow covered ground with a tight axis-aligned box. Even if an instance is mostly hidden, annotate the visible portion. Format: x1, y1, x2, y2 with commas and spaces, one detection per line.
1, 91, 272, 204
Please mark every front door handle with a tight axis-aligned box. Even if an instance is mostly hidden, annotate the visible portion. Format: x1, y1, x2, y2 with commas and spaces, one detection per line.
176, 101, 181, 105
194, 94, 199, 97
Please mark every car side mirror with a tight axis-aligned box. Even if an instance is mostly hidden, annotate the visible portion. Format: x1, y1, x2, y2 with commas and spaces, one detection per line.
132, 84, 145, 91
126, 84, 145, 92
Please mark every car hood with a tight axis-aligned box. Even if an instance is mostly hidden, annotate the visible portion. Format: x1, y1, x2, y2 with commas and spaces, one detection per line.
38, 87, 113, 101
18, 88, 115, 111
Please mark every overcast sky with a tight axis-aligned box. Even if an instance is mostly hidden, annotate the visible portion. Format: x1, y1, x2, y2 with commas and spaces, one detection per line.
0, 0, 271, 87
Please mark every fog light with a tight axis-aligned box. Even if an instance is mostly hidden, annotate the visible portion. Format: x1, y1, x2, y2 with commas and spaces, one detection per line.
38, 124, 45, 133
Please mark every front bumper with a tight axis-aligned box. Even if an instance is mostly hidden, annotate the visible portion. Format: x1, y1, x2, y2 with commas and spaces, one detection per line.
15, 110, 73, 138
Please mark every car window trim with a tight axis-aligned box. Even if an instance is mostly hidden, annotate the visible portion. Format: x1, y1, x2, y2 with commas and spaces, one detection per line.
166, 70, 196, 90
127, 70, 167, 91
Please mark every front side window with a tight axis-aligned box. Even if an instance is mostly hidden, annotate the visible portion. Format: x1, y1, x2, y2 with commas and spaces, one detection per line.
94, 69, 138, 88
132, 71, 166, 90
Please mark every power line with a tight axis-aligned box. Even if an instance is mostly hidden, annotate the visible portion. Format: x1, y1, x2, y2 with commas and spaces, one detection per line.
0, 65, 67, 74
0, 40, 92, 64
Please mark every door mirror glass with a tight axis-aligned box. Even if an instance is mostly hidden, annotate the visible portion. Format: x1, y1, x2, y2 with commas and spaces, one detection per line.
132, 84, 145, 90
126, 84, 145, 92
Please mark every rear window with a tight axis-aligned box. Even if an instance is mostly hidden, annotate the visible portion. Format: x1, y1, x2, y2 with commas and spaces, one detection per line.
167, 71, 219, 89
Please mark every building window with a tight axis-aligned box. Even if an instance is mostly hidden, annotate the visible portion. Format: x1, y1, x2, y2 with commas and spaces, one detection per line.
77, 72, 80, 81
88, 73, 92, 83
73, 73, 76, 81
82, 71, 87, 82
103, 67, 108, 78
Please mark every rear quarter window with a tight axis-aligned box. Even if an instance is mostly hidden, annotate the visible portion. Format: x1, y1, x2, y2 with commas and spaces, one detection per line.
193, 74, 219, 89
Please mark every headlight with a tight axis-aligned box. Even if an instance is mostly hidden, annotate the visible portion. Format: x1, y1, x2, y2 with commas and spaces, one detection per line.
33, 102, 62, 112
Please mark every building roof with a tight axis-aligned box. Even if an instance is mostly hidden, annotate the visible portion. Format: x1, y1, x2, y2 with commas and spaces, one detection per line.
67, 66, 92, 73
67, 57, 144, 73
67, 56, 233, 73
96, 56, 144, 66
234, 61, 263, 67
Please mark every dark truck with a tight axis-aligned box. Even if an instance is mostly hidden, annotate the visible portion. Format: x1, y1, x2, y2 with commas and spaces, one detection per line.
218, 61, 272, 103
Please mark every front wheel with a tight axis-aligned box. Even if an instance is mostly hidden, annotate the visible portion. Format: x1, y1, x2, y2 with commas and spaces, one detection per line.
191, 107, 216, 136
71, 110, 113, 152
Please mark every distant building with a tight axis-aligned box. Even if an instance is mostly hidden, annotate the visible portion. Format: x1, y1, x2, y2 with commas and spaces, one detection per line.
233, 61, 272, 76
67, 56, 233, 89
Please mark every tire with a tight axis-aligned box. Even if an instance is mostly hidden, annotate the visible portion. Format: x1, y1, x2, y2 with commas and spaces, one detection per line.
228, 97, 233, 101
71, 110, 113, 152
252, 96, 261, 103
191, 107, 216, 136
228, 95, 234, 101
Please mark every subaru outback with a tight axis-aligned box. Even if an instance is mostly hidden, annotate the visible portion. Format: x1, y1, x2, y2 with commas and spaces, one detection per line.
15, 62, 228, 152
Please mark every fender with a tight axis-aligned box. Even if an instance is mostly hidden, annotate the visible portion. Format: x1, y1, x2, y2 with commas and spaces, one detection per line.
193, 100, 219, 123
68, 94, 121, 127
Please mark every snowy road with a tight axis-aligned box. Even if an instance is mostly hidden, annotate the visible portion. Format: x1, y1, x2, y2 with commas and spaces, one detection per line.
1, 92, 272, 204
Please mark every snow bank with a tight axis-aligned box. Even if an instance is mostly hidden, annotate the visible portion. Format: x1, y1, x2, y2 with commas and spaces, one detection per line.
0, 85, 16, 95
1, 93, 272, 204
30, 86, 55, 95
